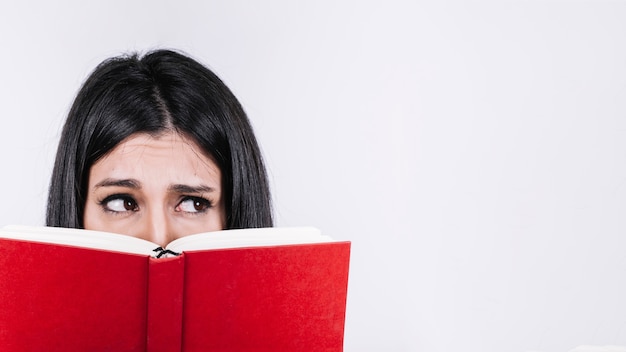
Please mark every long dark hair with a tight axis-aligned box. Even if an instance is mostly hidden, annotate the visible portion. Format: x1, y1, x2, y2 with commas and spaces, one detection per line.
46, 49, 273, 229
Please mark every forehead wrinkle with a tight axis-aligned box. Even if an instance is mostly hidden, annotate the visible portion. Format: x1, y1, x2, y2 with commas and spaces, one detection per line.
175, 133, 220, 176
106, 134, 152, 163
96, 132, 221, 188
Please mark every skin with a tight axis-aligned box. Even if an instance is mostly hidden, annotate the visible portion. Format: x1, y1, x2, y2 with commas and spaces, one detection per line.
83, 132, 226, 247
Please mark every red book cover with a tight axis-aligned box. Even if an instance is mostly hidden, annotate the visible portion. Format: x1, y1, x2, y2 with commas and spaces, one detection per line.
0, 239, 149, 351
0, 227, 350, 352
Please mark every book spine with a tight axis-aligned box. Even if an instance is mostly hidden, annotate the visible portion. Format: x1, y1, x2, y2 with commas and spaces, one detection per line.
146, 254, 186, 352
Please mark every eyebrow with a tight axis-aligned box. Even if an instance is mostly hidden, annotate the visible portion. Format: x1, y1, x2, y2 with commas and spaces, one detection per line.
92, 178, 216, 194
168, 184, 216, 194
93, 178, 141, 189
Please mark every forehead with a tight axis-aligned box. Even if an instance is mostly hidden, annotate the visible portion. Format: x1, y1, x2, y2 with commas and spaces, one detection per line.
90, 132, 221, 182
110, 132, 201, 156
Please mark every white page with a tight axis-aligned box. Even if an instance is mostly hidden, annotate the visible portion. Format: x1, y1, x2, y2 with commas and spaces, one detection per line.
0, 225, 330, 256
0, 225, 158, 255
166, 226, 331, 252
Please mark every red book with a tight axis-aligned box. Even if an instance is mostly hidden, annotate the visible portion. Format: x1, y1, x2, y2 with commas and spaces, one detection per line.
0, 226, 350, 351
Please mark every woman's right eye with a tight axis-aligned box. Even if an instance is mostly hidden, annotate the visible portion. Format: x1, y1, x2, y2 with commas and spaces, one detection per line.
102, 196, 138, 213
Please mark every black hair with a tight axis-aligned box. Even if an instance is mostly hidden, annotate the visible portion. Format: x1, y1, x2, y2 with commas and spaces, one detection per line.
46, 49, 273, 229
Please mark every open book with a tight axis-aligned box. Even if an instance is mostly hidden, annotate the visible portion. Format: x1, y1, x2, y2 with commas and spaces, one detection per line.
0, 225, 351, 352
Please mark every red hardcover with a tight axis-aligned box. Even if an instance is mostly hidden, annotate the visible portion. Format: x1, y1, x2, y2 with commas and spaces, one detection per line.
0, 238, 350, 352
0, 239, 149, 351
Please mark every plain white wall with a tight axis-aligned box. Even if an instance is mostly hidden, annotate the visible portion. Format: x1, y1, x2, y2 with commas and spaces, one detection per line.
1, 1, 626, 351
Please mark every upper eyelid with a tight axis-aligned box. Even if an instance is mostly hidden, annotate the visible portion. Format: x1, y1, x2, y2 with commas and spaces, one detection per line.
98, 194, 139, 213
99, 193, 135, 203
178, 195, 213, 205
98, 194, 138, 210
176, 197, 213, 215
100, 194, 213, 208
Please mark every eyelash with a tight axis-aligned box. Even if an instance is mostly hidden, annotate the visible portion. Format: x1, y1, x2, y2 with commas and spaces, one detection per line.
98, 194, 138, 214
98, 194, 213, 215
175, 196, 213, 214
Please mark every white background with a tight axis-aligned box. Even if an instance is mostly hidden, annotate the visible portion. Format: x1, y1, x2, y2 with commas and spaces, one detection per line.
1, 1, 626, 351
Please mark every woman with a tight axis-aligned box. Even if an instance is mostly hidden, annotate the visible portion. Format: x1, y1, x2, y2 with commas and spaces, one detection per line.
46, 49, 273, 246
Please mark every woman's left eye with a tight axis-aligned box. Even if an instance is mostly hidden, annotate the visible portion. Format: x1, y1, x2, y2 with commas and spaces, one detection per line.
176, 197, 212, 213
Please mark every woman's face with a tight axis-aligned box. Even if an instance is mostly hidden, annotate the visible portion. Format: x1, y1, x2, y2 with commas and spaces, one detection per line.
83, 132, 226, 247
